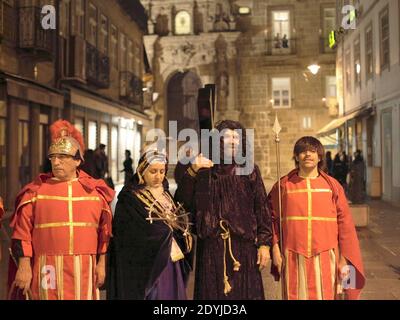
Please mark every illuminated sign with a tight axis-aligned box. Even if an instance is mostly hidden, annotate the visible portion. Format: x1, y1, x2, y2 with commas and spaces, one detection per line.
329, 30, 337, 49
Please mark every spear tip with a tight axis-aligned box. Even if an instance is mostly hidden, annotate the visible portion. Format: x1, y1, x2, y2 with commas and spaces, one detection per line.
272, 114, 282, 135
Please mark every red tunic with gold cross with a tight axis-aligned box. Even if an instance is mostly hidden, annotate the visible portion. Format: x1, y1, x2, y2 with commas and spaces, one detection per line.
9, 171, 114, 300
268, 170, 365, 300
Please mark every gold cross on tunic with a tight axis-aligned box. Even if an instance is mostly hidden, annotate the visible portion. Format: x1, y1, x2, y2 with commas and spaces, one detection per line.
285, 178, 337, 257
32, 181, 101, 255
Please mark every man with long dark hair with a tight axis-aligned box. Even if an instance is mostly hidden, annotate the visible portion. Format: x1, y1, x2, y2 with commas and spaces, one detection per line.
175, 120, 272, 300
268, 136, 365, 300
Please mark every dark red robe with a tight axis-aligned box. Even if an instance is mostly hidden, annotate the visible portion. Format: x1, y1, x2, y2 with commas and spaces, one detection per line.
175, 164, 272, 300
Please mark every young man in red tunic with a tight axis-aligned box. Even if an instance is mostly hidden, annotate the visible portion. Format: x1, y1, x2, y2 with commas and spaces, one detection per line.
268, 136, 365, 300
9, 120, 115, 300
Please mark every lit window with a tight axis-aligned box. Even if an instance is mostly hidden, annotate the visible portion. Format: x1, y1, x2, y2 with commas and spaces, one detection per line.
302, 116, 312, 129
322, 8, 336, 52
326, 76, 337, 98
272, 78, 291, 108
272, 11, 290, 53
380, 7, 390, 70
365, 25, 374, 79
175, 11, 191, 35
88, 121, 97, 150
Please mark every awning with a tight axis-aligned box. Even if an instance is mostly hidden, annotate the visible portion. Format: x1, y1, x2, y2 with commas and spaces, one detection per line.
317, 106, 374, 136
317, 113, 354, 136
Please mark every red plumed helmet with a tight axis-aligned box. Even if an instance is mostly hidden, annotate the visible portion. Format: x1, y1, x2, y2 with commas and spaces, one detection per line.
48, 119, 85, 161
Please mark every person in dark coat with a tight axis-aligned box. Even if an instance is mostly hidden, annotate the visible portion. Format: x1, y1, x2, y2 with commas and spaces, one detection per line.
80, 149, 96, 177
325, 151, 334, 176
106, 149, 193, 300
333, 153, 347, 187
349, 150, 366, 204
120, 150, 133, 186
93, 144, 109, 179
174, 120, 272, 300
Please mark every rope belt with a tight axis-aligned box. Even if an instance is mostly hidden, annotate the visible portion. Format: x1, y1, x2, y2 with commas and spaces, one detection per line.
219, 220, 241, 295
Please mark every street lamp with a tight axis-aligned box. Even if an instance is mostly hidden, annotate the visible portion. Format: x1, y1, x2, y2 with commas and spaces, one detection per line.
307, 64, 320, 75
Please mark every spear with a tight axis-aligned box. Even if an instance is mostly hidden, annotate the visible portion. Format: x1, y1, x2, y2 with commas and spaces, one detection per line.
272, 113, 284, 299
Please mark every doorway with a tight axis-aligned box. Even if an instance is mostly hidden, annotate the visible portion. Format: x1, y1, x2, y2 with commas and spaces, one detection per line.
167, 71, 202, 134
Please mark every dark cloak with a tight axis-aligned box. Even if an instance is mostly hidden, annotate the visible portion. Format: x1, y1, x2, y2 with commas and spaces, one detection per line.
174, 164, 272, 300
106, 187, 192, 300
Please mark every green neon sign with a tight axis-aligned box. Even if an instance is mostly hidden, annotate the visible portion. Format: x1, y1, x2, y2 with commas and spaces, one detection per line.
329, 30, 337, 49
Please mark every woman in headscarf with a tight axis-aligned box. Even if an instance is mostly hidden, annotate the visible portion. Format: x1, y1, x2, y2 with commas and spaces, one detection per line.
106, 149, 193, 300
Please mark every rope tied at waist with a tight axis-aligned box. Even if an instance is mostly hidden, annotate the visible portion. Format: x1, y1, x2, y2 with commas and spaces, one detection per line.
219, 220, 241, 295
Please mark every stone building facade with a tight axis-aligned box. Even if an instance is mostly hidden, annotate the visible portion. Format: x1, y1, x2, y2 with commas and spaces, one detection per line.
333, 0, 400, 205
0, 0, 149, 208
141, 0, 337, 179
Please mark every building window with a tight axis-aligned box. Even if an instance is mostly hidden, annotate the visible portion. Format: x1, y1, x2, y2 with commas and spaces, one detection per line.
74, 117, 85, 138
88, 120, 97, 150
272, 11, 290, 53
345, 49, 351, 92
18, 120, 30, 188
365, 24, 374, 80
354, 37, 361, 87
322, 7, 336, 52
110, 24, 118, 69
134, 42, 141, 76
99, 14, 108, 55
59, 0, 71, 38
118, 126, 126, 182
133, 128, 141, 170
325, 76, 337, 98
100, 123, 109, 146
111, 126, 118, 183
88, 3, 97, 46
127, 39, 134, 73
39, 113, 49, 172
75, 0, 85, 37
120, 33, 127, 71
379, 7, 390, 70
302, 116, 312, 130
175, 11, 191, 35
272, 77, 291, 108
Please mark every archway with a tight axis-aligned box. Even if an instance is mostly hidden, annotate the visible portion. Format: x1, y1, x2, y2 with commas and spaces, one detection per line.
167, 71, 202, 134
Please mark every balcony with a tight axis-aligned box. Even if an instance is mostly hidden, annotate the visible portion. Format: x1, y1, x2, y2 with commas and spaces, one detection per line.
120, 71, 143, 107
18, 6, 54, 58
86, 42, 110, 88
0, 1, 17, 45
265, 37, 297, 56
68, 36, 86, 82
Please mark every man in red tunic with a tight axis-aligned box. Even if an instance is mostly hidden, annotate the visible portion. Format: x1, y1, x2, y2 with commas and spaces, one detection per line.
9, 120, 115, 300
268, 136, 365, 300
